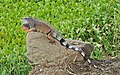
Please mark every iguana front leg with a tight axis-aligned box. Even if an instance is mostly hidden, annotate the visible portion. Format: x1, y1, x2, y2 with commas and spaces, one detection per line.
47, 32, 56, 44
27, 27, 36, 32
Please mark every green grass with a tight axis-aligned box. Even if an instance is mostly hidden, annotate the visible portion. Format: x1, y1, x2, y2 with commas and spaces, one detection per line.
0, 0, 120, 75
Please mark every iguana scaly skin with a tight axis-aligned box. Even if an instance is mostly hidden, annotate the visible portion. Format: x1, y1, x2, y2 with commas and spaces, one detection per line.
21, 17, 100, 69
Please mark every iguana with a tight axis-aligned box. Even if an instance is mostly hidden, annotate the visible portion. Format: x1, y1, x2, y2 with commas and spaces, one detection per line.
21, 17, 100, 69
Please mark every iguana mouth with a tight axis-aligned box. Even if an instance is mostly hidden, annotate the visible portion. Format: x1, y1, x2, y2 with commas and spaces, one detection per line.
21, 25, 30, 32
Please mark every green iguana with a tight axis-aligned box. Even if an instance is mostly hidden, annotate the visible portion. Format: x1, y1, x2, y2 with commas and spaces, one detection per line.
21, 17, 100, 69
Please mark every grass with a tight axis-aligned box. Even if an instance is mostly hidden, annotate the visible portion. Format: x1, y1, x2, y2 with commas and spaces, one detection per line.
0, 0, 120, 75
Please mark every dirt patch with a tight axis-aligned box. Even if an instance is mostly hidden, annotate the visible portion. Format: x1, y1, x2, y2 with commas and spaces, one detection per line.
26, 32, 120, 75
29, 58, 120, 75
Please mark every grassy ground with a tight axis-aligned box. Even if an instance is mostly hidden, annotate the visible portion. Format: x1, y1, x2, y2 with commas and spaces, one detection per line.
0, 0, 120, 75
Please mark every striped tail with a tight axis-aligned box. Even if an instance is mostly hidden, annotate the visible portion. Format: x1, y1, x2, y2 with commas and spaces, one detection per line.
52, 31, 100, 69
59, 38, 98, 69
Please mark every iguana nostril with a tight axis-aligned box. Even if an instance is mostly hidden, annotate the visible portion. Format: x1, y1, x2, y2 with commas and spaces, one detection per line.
22, 17, 29, 19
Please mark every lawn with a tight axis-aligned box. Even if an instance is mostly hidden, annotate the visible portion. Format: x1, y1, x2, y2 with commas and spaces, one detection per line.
0, 0, 120, 75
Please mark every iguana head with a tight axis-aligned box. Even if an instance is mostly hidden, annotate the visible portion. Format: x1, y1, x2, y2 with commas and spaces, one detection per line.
22, 17, 35, 32
22, 17, 35, 29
